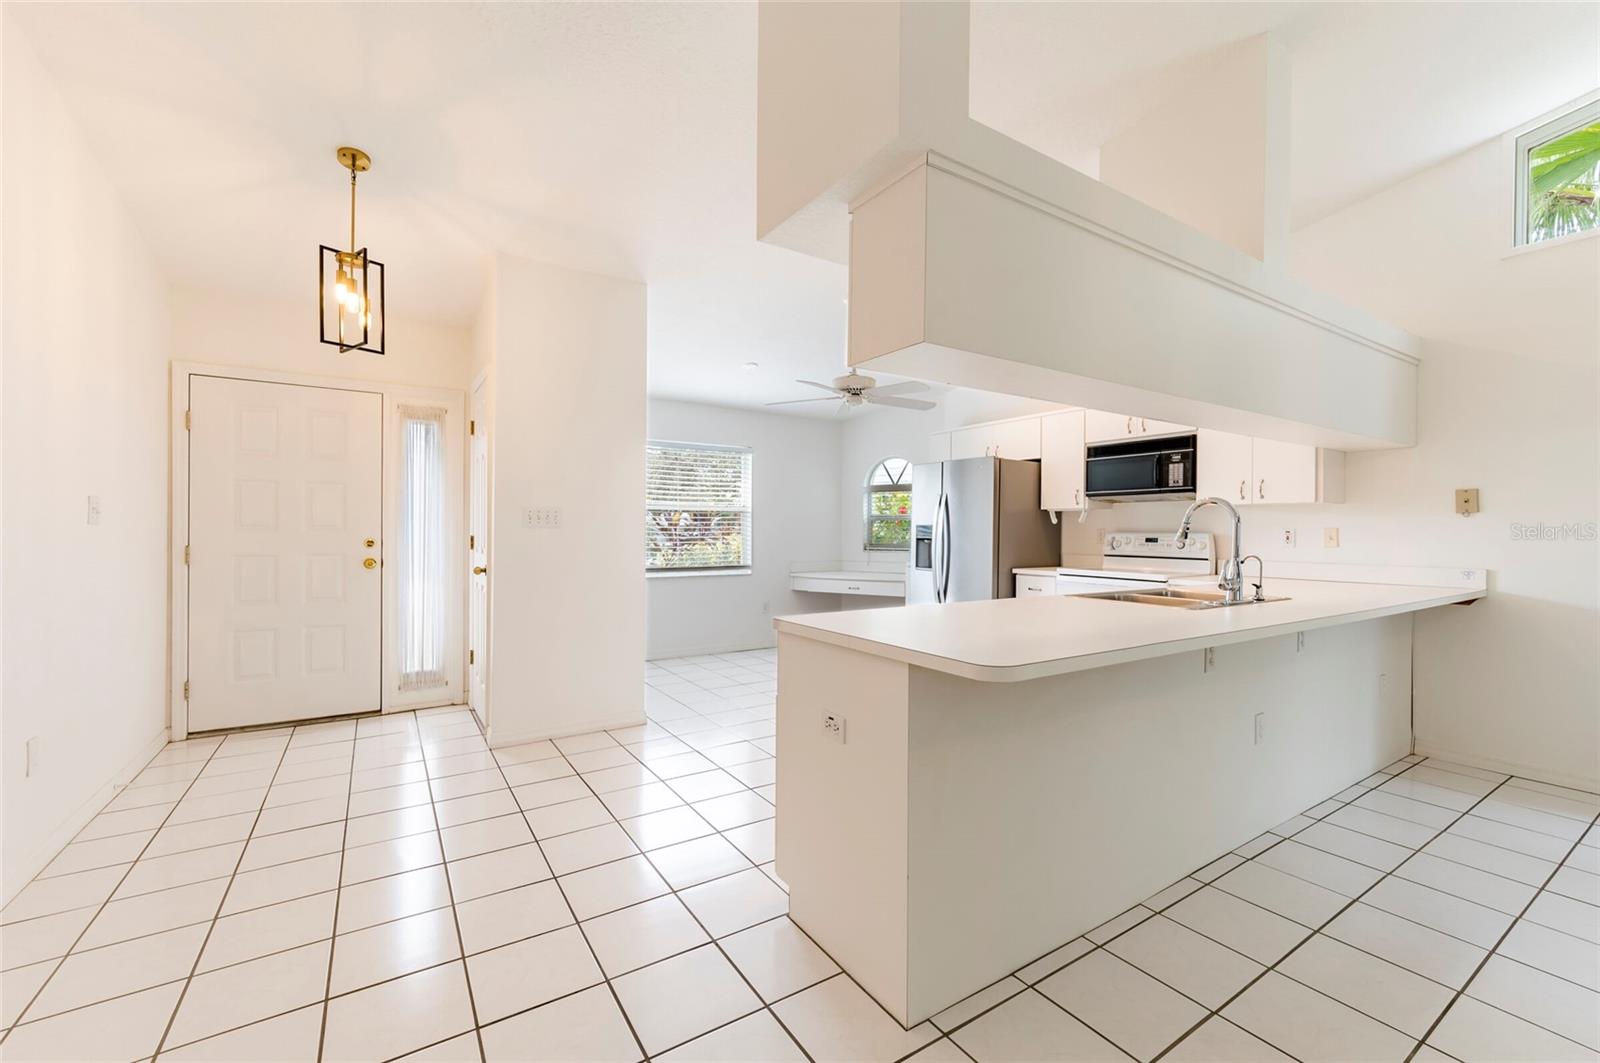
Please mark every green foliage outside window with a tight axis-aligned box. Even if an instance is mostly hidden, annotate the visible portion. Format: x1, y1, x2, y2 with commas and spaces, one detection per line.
1527, 118, 1600, 243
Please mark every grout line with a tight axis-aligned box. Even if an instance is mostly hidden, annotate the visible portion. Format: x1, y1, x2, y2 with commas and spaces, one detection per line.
1146, 757, 1514, 1062
419, 721, 489, 1063
149, 730, 299, 1058
1403, 806, 1600, 1061
0, 736, 233, 1044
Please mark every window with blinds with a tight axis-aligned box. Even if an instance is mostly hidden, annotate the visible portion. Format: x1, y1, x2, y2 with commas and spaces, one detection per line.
646, 441, 753, 572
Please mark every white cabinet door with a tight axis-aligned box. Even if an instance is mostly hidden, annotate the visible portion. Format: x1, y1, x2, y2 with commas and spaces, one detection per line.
1084, 410, 1135, 443
991, 417, 1041, 460
927, 431, 952, 462
1135, 416, 1195, 438
949, 425, 991, 459
1040, 410, 1086, 510
189, 376, 384, 730
1196, 429, 1254, 506
1252, 438, 1317, 504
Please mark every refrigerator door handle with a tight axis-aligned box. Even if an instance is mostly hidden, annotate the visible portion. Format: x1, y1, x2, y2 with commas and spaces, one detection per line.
931, 492, 944, 603
938, 492, 953, 603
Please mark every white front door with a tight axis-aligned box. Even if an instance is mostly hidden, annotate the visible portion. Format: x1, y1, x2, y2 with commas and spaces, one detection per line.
188, 376, 384, 730
467, 379, 490, 725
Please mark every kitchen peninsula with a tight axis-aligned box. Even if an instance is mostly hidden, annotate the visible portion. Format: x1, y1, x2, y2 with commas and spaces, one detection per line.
772, 572, 1486, 1027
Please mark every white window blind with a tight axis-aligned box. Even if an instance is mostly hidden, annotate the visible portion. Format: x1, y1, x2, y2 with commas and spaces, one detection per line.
646, 441, 753, 571
398, 405, 447, 690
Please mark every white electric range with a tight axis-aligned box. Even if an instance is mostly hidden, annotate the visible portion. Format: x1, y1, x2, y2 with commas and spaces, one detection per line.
1055, 531, 1216, 596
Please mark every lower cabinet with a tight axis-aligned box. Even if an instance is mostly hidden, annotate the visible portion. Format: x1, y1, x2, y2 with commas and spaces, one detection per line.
1015, 573, 1056, 597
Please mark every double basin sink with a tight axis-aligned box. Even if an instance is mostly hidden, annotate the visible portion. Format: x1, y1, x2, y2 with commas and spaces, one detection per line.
1081, 587, 1288, 610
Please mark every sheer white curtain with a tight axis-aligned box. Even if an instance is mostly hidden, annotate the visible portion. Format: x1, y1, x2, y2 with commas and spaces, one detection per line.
398, 405, 447, 691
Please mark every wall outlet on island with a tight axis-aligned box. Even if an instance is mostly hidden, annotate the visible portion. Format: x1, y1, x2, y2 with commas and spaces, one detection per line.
822, 714, 846, 745
1253, 713, 1264, 746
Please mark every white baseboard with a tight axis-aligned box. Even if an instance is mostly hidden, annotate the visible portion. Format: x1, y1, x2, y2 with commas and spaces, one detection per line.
646, 639, 775, 661
1413, 742, 1600, 795
4, 726, 170, 908
487, 713, 647, 749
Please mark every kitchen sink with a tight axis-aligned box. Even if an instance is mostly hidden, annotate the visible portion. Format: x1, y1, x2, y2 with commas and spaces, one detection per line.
1081, 587, 1289, 609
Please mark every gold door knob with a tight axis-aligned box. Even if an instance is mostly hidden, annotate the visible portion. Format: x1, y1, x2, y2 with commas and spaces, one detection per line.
363, 558, 377, 569
473, 566, 487, 575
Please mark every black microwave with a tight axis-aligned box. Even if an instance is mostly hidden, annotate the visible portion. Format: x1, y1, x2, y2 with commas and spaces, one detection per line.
1085, 434, 1196, 500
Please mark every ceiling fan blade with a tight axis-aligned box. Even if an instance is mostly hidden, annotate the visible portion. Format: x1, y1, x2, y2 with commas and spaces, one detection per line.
865, 394, 938, 411
795, 380, 841, 395
868, 380, 929, 398
766, 396, 842, 406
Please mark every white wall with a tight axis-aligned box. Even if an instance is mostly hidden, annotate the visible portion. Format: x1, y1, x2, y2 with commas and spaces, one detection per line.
1062, 132, 1599, 788
1099, 35, 1285, 261
482, 254, 647, 743
2, 28, 173, 901
171, 286, 472, 391
646, 399, 842, 658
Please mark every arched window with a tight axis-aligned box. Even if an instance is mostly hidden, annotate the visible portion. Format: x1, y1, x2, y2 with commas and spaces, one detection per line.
864, 457, 912, 550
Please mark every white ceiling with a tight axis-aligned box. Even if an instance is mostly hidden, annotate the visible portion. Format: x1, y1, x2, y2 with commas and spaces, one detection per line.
12, 2, 1599, 414
971, 1, 1600, 227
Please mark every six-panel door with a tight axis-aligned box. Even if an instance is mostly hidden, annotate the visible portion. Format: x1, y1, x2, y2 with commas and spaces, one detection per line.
188, 376, 384, 730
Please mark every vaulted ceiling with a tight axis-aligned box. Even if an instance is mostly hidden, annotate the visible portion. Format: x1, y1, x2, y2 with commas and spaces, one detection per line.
10, 2, 1596, 412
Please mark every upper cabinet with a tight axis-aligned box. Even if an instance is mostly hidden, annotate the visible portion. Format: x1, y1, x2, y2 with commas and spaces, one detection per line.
1196, 429, 1344, 505
950, 416, 1041, 461
1084, 411, 1195, 444
1039, 409, 1086, 511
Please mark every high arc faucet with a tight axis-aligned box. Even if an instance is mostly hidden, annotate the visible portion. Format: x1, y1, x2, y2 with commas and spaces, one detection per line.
1174, 497, 1253, 604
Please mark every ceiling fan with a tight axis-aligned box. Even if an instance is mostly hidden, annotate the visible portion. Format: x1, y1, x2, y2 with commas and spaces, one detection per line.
766, 371, 937, 412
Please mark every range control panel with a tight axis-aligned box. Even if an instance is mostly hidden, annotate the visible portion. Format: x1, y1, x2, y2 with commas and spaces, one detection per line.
1102, 531, 1213, 560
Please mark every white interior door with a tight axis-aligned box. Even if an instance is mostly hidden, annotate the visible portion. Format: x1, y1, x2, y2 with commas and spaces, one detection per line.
467, 380, 490, 725
188, 376, 384, 730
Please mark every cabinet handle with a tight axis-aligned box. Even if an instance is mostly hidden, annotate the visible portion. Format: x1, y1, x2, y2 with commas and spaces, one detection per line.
1126, 416, 1133, 434
1238, 480, 1246, 502
1074, 487, 1081, 506
1259, 478, 1266, 500
1140, 418, 1147, 432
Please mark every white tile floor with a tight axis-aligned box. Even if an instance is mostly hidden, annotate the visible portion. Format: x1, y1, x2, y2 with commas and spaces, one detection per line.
3, 649, 1598, 1061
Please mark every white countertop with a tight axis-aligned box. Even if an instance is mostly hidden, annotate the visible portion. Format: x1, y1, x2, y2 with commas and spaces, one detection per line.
775, 578, 1484, 682
1012, 567, 1059, 577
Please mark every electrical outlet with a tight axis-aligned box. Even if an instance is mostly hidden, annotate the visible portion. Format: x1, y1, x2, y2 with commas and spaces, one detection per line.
1203, 646, 1215, 673
1253, 713, 1265, 746
25, 737, 41, 777
522, 508, 536, 529
1323, 527, 1340, 548
1279, 528, 1296, 547
86, 495, 101, 526
822, 714, 845, 744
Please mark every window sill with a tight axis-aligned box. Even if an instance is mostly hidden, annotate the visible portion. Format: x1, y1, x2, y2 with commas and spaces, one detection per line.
647, 568, 753, 580
1503, 227, 1600, 259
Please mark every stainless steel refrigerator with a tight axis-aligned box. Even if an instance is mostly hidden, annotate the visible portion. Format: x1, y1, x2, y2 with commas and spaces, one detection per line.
907, 457, 1061, 604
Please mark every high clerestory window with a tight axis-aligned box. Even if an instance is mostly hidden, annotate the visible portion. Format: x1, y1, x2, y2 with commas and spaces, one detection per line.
1516, 99, 1600, 246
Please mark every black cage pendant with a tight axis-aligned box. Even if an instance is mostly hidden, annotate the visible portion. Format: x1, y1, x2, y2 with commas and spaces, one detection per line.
319, 147, 386, 354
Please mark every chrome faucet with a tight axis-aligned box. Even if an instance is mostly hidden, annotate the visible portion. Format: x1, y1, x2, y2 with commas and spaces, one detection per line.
1175, 497, 1249, 604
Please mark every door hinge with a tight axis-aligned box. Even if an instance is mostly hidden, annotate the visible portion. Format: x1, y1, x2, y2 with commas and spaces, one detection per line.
183, 544, 190, 565
469, 419, 475, 436
184, 410, 192, 431
182, 680, 190, 700
468, 534, 475, 550
468, 649, 475, 665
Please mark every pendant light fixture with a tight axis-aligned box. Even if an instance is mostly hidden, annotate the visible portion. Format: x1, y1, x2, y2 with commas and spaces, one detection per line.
319, 146, 385, 354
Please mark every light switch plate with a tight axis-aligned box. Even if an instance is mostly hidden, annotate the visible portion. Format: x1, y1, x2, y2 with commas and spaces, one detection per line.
1455, 488, 1480, 516
1323, 527, 1340, 548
